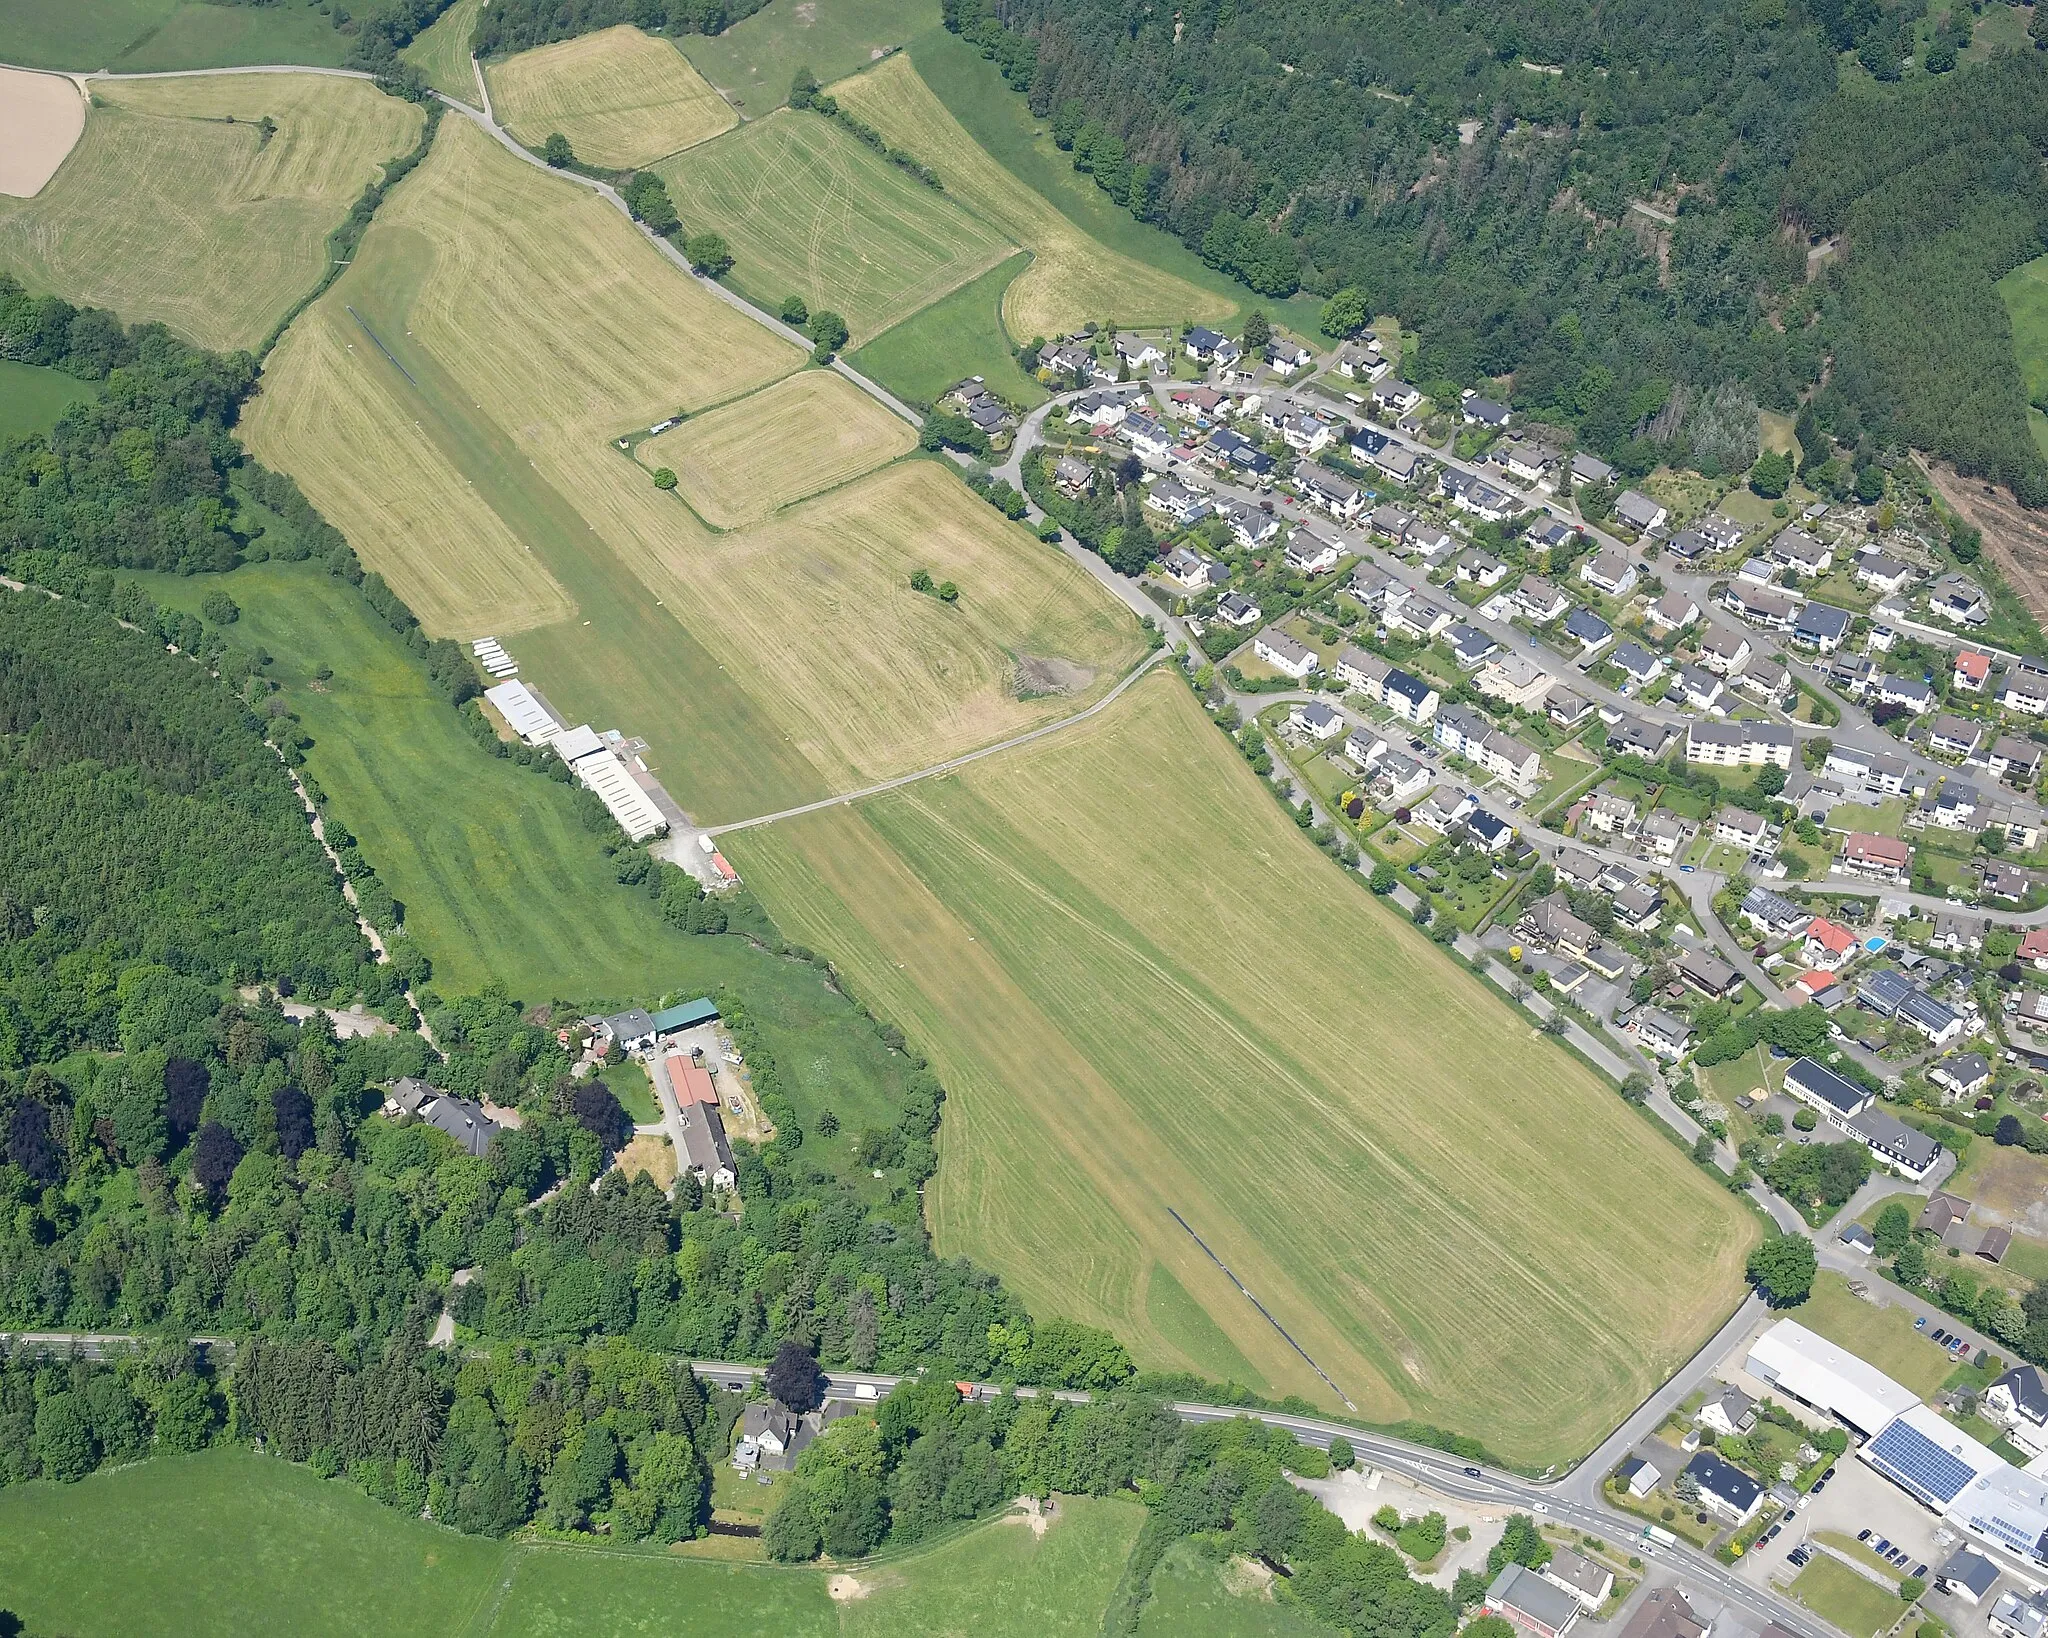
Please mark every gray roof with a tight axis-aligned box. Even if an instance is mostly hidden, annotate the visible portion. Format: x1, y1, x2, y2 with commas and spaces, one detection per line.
1785, 1056, 1871, 1117
1489, 1562, 1584, 1632
1543, 1546, 1612, 1600
1994, 1365, 2048, 1424
1564, 606, 1612, 643
1847, 1105, 1941, 1170
418, 1092, 500, 1158
1683, 1449, 1761, 1511
1938, 1547, 2001, 1600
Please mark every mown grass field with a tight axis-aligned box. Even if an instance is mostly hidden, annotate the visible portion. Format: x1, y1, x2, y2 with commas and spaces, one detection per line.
0, 1449, 1142, 1638
0, 359, 95, 440
679, 0, 938, 118
848, 250, 1047, 411
2000, 252, 2048, 407
1792, 1272, 1969, 1399
489, 25, 736, 169
636, 369, 916, 527
0, 74, 422, 352
0, 0, 347, 71
827, 45, 1232, 340
727, 673, 1757, 1461
658, 109, 1015, 343
253, 116, 1135, 819
401, 0, 485, 101
1139, 1544, 1328, 1637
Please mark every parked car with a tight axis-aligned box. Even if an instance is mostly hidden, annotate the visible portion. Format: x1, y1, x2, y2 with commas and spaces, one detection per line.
1915, 1317, 1927, 1330
1859, 1530, 1873, 1542
1915, 1563, 1929, 1578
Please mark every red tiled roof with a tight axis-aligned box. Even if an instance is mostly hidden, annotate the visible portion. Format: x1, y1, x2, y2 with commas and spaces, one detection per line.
2023, 928, 2048, 960
1956, 651, 1991, 680
1806, 918, 1855, 953
1792, 970, 1838, 995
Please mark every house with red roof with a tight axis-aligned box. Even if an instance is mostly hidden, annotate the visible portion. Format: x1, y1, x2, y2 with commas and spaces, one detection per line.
1802, 917, 1858, 971
1791, 970, 1840, 1003
2022, 927, 2048, 970
1954, 650, 1992, 694
1841, 831, 1912, 884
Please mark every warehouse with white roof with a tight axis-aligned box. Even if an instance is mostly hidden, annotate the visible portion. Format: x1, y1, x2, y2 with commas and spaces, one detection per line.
551, 724, 667, 842
483, 679, 560, 745
1746, 1319, 1922, 1436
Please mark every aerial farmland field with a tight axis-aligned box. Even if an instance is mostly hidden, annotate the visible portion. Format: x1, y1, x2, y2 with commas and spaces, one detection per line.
0, 73, 422, 351
400, 0, 485, 101
678, 0, 939, 118
727, 672, 1758, 1464
826, 50, 1231, 341
488, 25, 737, 169
635, 368, 917, 527
657, 108, 1015, 342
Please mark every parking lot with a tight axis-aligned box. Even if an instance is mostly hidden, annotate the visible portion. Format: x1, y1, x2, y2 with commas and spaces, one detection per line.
1739, 1446, 1946, 1593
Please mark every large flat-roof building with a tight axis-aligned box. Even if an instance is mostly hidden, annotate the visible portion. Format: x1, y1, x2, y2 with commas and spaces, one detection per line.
1746, 1318, 1921, 1436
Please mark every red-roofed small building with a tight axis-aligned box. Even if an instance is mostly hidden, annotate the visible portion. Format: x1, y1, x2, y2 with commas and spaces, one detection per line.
1841, 831, 1912, 884
2023, 927, 2048, 970
1791, 970, 1838, 1001
1954, 650, 1992, 694
1803, 917, 1857, 971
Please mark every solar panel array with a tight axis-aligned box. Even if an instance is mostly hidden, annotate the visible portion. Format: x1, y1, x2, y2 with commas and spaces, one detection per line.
1867, 1418, 1976, 1504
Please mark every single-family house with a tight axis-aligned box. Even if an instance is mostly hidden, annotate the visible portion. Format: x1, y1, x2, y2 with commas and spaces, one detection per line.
1461, 392, 1513, 429
1115, 333, 1166, 371
1610, 642, 1665, 689
1475, 652, 1554, 708
1683, 1450, 1763, 1523
1631, 1006, 1692, 1061
1263, 336, 1313, 375
1697, 625, 1753, 676
1955, 650, 1993, 694
1297, 463, 1364, 521
1986, 1367, 2048, 1459
1520, 893, 1600, 960
1540, 1549, 1615, 1614
2002, 668, 2048, 718
1609, 715, 1677, 760
1769, 526, 1833, 576
1442, 468, 1519, 523
1614, 879, 1664, 931
1054, 454, 1095, 497
1448, 625, 1501, 670
1547, 687, 1594, 728
1722, 582, 1798, 631
1387, 597, 1456, 641
1613, 489, 1668, 535
1929, 574, 1992, 628
1981, 859, 2042, 901
1370, 379, 1422, 416
1641, 811, 1691, 860
1855, 550, 1915, 596
1672, 663, 1724, 713
1698, 1383, 1759, 1437
1486, 1563, 1582, 1638
1790, 602, 1854, 654
1580, 547, 1638, 597
1734, 659, 1793, 709
1162, 544, 1229, 590
1929, 1052, 1993, 1102
1499, 437, 1555, 485
1647, 588, 1700, 634
1826, 744, 1910, 795
1334, 339, 1381, 378
1931, 909, 1987, 953
1284, 528, 1344, 576
1715, 806, 1774, 853
1564, 606, 1613, 656
1371, 443, 1426, 486
1182, 326, 1232, 363
1512, 577, 1570, 624
1875, 674, 1937, 716
1215, 590, 1262, 627
1570, 451, 1616, 487
1289, 700, 1345, 742
1930, 713, 1984, 760
1803, 918, 1857, 971
1585, 792, 1640, 838
1841, 831, 1912, 884
1122, 413, 1174, 459
1986, 736, 2043, 790
1454, 548, 1509, 588
1741, 887, 1810, 936
1369, 504, 1414, 545
1413, 785, 1479, 832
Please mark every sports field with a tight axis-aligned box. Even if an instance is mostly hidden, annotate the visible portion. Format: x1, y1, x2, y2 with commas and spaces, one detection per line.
0, 1447, 1144, 1638
679, 0, 938, 117
489, 26, 736, 169
636, 369, 916, 526
0, 73, 422, 352
826, 50, 1230, 340
850, 250, 1048, 411
400, 0, 484, 101
0, 0, 348, 72
657, 109, 1014, 342
728, 672, 1757, 1462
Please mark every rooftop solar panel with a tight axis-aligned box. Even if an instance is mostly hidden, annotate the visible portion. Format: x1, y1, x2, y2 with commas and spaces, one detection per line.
1868, 1419, 1976, 1504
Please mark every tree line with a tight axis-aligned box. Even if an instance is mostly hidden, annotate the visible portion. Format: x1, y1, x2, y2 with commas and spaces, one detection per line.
471, 0, 770, 57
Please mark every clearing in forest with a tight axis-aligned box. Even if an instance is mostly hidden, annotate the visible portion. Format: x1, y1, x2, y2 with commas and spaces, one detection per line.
826, 51, 1229, 341
488, 25, 736, 168
657, 109, 1014, 343
635, 370, 915, 527
727, 672, 1758, 1464
0, 73, 423, 352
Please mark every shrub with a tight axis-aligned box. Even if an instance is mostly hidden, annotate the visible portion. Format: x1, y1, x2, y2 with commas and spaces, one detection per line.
651, 468, 677, 490
1793, 1107, 1818, 1131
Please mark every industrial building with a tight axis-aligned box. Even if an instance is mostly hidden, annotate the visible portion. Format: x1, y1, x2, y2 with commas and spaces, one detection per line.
552, 725, 668, 842
1745, 1319, 1919, 1436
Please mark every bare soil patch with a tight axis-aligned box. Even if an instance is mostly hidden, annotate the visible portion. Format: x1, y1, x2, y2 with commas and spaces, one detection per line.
0, 68, 86, 198
826, 1573, 870, 1601
1920, 456, 2048, 625
1014, 654, 1093, 697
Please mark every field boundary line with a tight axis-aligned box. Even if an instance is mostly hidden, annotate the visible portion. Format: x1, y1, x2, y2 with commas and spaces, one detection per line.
1168, 1207, 1358, 1411
703, 646, 1168, 836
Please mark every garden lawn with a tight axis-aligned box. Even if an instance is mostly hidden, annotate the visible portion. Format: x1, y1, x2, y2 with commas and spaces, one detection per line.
1789, 1554, 1909, 1638
728, 671, 1758, 1463
1793, 1272, 1959, 1399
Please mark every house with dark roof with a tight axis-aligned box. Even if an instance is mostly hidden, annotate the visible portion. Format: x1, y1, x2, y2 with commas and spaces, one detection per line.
1676, 948, 1741, 998
1630, 1006, 1691, 1061
1563, 606, 1613, 655
1784, 1056, 1874, 1125
1848, 1105, 1942, 1181
1791, 601, 1854, 653
1929, 1052, 1993, 1102
1987, 1366, 2048, 1458
1938, 1548, 2002, 1606
1683, 1449, 1763, 1523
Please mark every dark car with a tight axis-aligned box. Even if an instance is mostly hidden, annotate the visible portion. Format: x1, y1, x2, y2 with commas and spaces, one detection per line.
1463, 1467, 1481, 1478
1858, 1529, 1873, 1542
1915, 1563, 1928, 1578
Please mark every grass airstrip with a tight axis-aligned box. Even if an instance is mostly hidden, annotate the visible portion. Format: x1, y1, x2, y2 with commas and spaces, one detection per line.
246, 114, 1141, 821
727, 672, 1758, 1463
0, 1449, 1150, 1638
488, 26, 737, 169
0, 73, 423, 352
658, 108, 1015, 343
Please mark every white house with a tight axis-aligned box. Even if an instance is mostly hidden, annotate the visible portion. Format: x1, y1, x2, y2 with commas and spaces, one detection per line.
1254, 631, 1319, 680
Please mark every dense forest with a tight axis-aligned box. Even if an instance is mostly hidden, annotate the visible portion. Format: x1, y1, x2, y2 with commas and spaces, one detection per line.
943, 0, 2048, 499
472, 0, 773, 57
